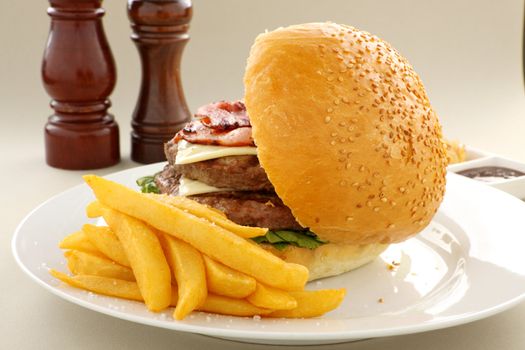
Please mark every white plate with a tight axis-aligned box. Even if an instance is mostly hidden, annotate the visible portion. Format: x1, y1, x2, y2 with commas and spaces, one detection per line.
12, 164, 525, 345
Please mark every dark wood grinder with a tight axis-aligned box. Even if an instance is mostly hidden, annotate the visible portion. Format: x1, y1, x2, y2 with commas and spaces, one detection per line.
42, 0, 120, 170
128, 0, 193, 164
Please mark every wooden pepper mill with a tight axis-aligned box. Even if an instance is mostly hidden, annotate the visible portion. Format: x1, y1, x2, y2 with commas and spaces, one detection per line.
42, 0, 120, 170
128, 0, 193, 164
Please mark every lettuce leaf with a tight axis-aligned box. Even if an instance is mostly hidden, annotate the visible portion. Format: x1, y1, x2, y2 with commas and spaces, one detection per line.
252, 230, 327, 251
136, 175, 160, 194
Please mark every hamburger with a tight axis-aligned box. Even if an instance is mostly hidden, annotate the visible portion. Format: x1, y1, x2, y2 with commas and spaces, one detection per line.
151, 22, 448, 281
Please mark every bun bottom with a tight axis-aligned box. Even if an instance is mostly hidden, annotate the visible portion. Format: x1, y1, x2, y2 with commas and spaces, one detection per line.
264, 243, 388, 281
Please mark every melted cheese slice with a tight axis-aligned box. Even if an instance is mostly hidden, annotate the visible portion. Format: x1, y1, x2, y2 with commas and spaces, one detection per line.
178, 176, 232, 196
175, 140, 257, 165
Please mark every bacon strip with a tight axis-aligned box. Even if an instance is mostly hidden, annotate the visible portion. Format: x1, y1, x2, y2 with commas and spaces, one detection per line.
196, 101, 250, 131
174, 101, 255, 146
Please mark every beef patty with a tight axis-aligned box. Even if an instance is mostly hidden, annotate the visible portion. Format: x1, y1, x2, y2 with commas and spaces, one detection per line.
154, 162, 303, 231
165, 140, 273, 191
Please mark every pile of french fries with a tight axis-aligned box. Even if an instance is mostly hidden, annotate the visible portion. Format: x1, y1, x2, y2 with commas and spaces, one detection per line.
51, 175, 346, 320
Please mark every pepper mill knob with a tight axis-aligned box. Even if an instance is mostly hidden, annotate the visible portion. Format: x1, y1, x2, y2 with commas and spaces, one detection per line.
42, 0, 120, 170
128, 0, 193, 164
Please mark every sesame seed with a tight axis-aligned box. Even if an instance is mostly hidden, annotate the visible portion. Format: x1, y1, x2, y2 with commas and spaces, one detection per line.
324, 116, 331, 123
373, 207, 380, 212
327, 108, 334, 113
346, 216, 354, 221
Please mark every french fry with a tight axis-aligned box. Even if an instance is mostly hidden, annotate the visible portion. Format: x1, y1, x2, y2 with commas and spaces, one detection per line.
82, 224, 130, 267
86, 200, 104, 218
50, 270, 143, 302
268, 289, 347, 318
51, 270, 271, 318
153, 194, 267, 238
101, 207, 171, 312
200, 294, 272, 317
203, 255, 256, 298
159, 234, 207, 320
84, 175, 309, 291
59, 230, 99, 255
247, 283, 297, 310
64, 250, 135, 281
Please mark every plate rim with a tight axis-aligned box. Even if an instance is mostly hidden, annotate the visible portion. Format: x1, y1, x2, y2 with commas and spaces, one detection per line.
11, 164, 525, 342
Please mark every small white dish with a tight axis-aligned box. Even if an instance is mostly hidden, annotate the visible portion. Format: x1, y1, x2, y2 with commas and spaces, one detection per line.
448, 156, 525, 199
11, 164, 525, 345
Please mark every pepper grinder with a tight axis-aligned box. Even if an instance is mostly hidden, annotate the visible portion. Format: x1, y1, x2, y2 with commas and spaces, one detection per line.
128, 0, 193, 164
42, 0, 120, 170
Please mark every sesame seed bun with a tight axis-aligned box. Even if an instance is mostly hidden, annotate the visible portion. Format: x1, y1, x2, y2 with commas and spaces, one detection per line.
244, 22, 447, 245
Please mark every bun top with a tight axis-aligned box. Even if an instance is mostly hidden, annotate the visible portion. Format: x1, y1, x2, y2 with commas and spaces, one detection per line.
244, 22, 447, 245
